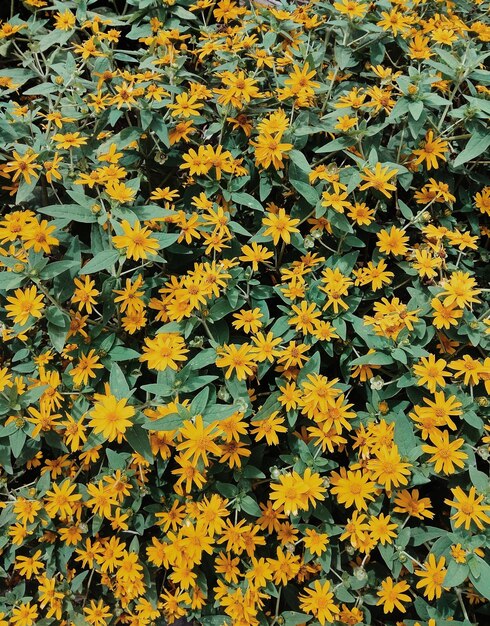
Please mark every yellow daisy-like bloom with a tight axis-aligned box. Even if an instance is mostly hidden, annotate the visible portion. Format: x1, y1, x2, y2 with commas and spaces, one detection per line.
105, 180, 136, 203
83, 599, 112, 626
140, 332, 189, 371
368, 444, 411, 490
88, 393, 135, 442
358, 162, 398, 198
413, 353, 451, 393
9, 602, 39, 626
112, 219, 160, 261
3, 150, 41, 184
412, 130, 449, 170
5, 285, 45, 326
299, 579, 339, 625
422, 430, 467, 475
262, 208, 300, 245
415, 553, 447, 600
232, 307, 264, 334
251, 133, 294, 170
330, 467, 376, 510
177, 415, 222, 466
69, 349, 104, 387
376, 226, 409, 256
215, 343, 255, 380
376, 577, 411, 613
444, 486, 490, 530
14, 549, 44, 579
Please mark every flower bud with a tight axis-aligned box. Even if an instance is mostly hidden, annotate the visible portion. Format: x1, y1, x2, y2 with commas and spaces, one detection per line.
270, 466, 281, 480
369, 376, 384, 391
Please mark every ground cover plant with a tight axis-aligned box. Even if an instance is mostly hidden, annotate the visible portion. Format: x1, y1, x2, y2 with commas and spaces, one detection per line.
0, 0, 489, 624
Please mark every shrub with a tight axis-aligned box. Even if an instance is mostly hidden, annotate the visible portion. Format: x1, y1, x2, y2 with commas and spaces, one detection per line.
0, 0, 489, 625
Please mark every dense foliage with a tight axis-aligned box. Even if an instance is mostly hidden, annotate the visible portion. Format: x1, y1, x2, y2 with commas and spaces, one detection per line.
0, 0, 489, 625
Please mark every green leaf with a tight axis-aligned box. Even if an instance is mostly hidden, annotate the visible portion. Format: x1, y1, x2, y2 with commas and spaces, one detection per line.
10, 429, 26, 458
109, 363, 131, 398
143, 414, 183, 431
444, 561, 468, 588
37, 204, 97, 223
290, 179, 319, 206
288, 150, 311, 174
297, 351, 321, 385
40, 260, 79, 280
453, 132, 490, 168
48, 311, 70, 353
469, 556, 490, 600
109, 346, 141, 361
80, 250, 120, 275
240, 495, 262, 517
0, 271, 26, 291
350, 352, 394, 366
282, 612, 312, 626
469, 466, 489, 492
125, 425, 153, 463
315, 137, 356, 154
231, 192, 263, 212
190, 387, 210, 415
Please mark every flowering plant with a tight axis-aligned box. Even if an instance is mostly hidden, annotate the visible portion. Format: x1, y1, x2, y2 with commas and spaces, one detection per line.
0, 0, 489, 626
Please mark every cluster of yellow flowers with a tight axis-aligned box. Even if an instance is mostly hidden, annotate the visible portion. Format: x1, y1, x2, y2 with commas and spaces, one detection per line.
0, 0, 489, 625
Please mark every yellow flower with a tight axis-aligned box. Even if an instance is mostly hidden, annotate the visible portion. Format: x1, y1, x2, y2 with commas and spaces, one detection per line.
445, 486, 490, 530
377, 226, 409, 256
5, 285, 45, 326
439, 271, 481, 308
330, 467, 376, 510
376, 577, 411, 613
368, 444, 411, 490
239, 242, 274, 270
84, 599, 112, 626
14, 549, 44, 579
333, 0, 368, 18
105, 180, 136, 203
69, 349, 104, 387
44, 480, 82, 518
89, 393, 135, 442
168, 92, 204, 118
251, 411, 287, 446
413, 353, 451, 393
215, 343, 255, 380
415, 553, 447, 600
72, 276, 99, 313
54, 10, 76, 30
177, 415, 222, 466
359, 162, 398, 198
251, 133, 293, 170
140, 332, 189, 371
262, 208, 300, 245
369, 513, 398, 545
448, 354, 483, 386
3, 150, 41, 184
9, 602, 39, 626
412, 130, 449, 170
232, 307, 264, 334
422, 430, 468, 475
112, 219, 160, 260
299, 579, 339, 625
53, 132, 88, 148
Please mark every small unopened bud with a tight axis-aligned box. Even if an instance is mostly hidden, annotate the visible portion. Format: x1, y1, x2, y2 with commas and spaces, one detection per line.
217, 386, 230, 402
304, 235, 315, 249
270, 466, 281, 480
369, 376, 384, 391
476, 446, 490, 461
354, 567, 367, 581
